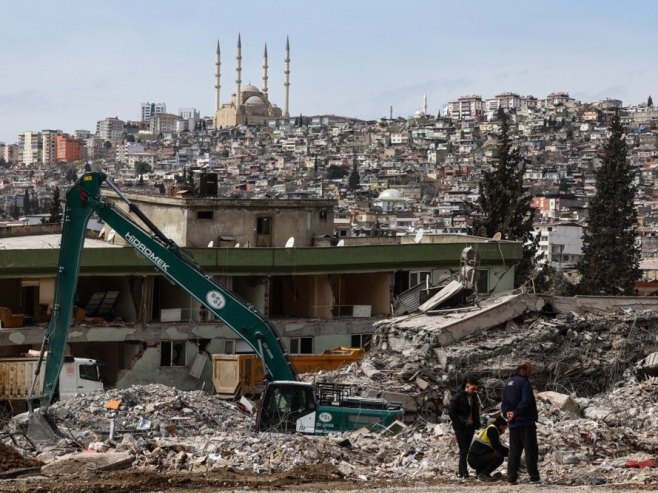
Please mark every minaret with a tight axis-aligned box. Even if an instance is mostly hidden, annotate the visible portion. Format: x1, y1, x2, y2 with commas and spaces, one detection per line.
262, 44, 269, 102
284, 36, 290, 118
214, 41, 221, 113
423, 93, 428, 115
236, 34, 242, 109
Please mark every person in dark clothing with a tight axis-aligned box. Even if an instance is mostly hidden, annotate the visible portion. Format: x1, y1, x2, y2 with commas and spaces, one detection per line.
501, 361, 540, 485
468, 414, 509, 481
448, 376, 481, 479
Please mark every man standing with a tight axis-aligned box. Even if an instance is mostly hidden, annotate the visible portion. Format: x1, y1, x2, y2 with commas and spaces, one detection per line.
468, 414, 509, 481
501, 361, 540, 485
448, 376, 481, 479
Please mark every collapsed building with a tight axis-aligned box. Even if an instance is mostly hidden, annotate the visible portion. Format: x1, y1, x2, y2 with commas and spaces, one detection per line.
2, 295, 658, 487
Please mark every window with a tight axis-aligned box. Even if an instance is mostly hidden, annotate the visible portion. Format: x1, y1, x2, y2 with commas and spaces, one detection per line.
224, 340, 235, 354
161, 341, 186, 367
319, 210, 328, 221
351, 333, 372, 349
257, 216, 271, 235
79, 364, 100, 382
409, 271, 431, 287
197, 210, 213, 220
289, 337, 313, 354
476, 269, 489, 294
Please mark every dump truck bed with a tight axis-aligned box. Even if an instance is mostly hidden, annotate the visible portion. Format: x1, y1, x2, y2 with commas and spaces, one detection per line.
212, 347, 365, 398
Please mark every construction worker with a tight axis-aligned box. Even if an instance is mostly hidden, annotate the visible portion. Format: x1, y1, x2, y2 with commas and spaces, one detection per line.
448, 375, 481, 479
468, 414, 509, 481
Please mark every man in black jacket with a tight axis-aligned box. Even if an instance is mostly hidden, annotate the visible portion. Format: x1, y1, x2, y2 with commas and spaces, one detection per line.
448, 376, 481, 479
501, 361, 540, 485
468, 414, 509, 481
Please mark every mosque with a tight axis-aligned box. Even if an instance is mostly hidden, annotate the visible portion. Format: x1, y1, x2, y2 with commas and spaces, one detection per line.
213, 35, 290, 128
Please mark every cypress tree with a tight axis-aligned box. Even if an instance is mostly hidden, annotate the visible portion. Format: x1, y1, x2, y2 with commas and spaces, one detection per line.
578, 112, 640, 295
473, 110, 538, 287
43, 187, 63, 224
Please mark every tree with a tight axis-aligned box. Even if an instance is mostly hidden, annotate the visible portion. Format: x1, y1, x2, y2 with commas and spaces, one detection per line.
648, 95, 654, 107
472, 110, 538, 287
326, 164, 348, 180
348, 157, 360, 191
23, 189, 31, 215
134, 161, 152, 176
578, 112, 640, 295
42, 187, 63, 225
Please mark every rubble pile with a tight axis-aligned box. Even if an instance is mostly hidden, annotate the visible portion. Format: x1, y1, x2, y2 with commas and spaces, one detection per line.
0, 443, 41, 472
48, 383, 252, 439
2, 309, 658, 485
317, 310, 658, 416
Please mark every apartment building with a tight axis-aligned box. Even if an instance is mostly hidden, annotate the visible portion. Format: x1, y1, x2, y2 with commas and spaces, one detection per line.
96, 117, 125, 142
141, 102, 166, 122
19, 131, 42, 165
56, 134, 82, 163
446, 96, 485, 121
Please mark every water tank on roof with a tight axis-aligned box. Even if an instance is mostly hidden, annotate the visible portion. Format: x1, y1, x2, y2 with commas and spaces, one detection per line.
199, 173, 218, 197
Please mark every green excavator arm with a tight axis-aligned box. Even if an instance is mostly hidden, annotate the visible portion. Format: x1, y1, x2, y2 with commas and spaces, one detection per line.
34, 172, 296, 414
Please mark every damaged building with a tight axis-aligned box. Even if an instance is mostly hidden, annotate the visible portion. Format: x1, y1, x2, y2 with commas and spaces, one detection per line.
0, 192, 522, 393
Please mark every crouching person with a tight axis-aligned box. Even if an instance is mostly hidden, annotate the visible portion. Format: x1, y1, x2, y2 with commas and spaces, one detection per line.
468, 415, 509, 482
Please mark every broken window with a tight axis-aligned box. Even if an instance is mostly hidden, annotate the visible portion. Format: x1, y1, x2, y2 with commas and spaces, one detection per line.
409, 271, 431, 287
351, 333, 372, 349
161, 341, 186, 367
289, 337, 313, 354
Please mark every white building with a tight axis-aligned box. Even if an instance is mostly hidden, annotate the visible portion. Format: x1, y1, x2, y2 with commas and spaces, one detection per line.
535, 222, 583, 269
141, 102, 166, 122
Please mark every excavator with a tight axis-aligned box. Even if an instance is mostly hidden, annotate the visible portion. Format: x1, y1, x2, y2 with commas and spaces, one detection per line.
28, 172, 403, 440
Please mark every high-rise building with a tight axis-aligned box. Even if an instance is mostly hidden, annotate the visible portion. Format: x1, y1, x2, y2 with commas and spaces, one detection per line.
19, 131, 42, 165
141, 102, 166, 122
56, 134, 82, 163
96, 117, 125, 142
41, 129, 61, 165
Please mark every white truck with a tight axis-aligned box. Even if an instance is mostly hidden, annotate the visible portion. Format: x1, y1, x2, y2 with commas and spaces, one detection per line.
0, 354, 103, 418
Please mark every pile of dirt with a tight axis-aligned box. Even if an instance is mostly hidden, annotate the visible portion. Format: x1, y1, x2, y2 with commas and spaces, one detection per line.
0, 442, 41, 472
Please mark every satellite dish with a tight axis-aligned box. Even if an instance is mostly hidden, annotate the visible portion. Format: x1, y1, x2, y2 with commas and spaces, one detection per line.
234, 242, 240, 248
414, 229, 424, 244
107, 230, 116, 243
336, 239, 345, 247
207, 240, 214, 248
492, 231, 502, 241
285, 237, 295, 248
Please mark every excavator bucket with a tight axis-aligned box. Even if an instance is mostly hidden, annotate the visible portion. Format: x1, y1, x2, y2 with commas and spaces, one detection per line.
27, 412, 64, 445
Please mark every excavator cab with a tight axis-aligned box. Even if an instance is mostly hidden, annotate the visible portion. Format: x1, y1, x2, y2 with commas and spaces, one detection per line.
256, 381, 317, 433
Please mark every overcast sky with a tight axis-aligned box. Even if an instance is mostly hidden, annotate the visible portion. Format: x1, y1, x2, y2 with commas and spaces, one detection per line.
1, 0, 657, 144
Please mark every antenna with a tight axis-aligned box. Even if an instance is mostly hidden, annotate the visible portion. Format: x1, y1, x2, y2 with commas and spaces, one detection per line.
414, 229, 424, 244
285, 236, 295, 248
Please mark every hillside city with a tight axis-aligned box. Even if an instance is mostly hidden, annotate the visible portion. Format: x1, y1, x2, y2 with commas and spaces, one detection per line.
2, 91, 658, 279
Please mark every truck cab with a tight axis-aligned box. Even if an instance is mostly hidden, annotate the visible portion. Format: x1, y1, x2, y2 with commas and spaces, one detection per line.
58, 356, 103, 401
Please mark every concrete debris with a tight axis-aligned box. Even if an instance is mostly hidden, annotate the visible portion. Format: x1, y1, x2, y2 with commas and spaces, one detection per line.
2, 308, 658, 486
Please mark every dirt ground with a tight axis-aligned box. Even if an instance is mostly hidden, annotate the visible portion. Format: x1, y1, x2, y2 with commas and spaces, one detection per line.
0, 465, 655, 493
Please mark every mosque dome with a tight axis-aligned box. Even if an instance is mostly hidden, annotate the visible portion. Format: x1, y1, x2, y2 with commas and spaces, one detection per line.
244, 95, 266, 106
241, 84, 261, 94
377, 189, 404, 200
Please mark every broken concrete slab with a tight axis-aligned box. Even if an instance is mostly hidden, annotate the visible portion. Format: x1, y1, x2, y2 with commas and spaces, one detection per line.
41, 451, 133, 475
537, 391, 581, 415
